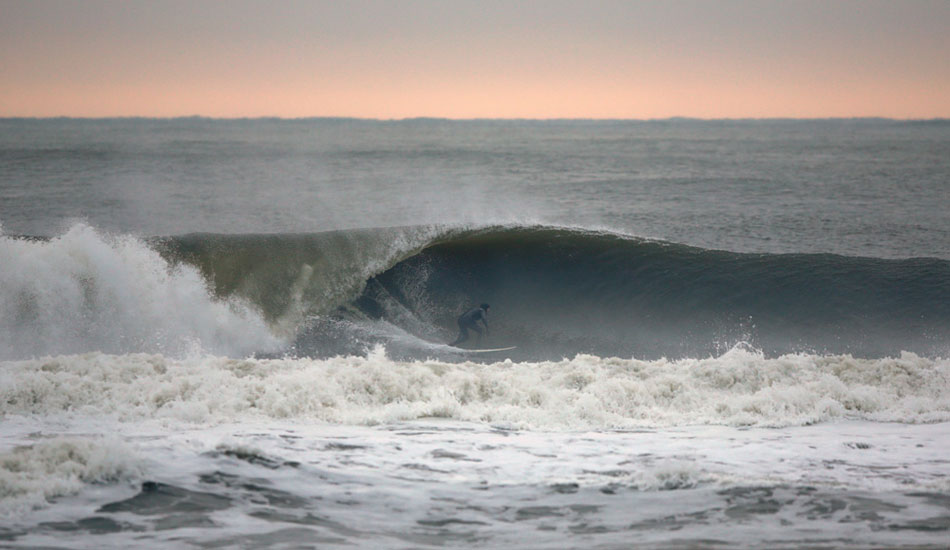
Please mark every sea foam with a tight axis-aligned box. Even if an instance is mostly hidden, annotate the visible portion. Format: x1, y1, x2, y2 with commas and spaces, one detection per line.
0, 224, 281, 359
0, 436, 141, 517
1, 346, 946, 429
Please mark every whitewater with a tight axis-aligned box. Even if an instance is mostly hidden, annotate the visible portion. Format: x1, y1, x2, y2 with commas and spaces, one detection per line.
1, 118, 948, 549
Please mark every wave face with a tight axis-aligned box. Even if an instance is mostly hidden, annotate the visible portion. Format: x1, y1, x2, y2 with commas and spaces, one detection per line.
3, 224, 948, 361
348, 226, 950, 360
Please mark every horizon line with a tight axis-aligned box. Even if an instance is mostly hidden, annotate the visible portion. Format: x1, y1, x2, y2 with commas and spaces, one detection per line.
2, 115, 948, 123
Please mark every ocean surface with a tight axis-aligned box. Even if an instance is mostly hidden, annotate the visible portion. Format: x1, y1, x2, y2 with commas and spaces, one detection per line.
0, 118, 948, 549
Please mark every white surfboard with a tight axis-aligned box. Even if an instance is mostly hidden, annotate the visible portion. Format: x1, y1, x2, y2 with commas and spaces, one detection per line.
458, 346, 517, 353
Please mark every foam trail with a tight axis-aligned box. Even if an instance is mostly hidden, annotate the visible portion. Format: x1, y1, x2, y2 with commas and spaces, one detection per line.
0, 224, 281, 359
2, 346, 947, 428
0, 436, 141, 517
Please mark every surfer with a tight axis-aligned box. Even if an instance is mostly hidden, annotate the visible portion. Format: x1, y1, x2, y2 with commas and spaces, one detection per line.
449, 303, 490, 347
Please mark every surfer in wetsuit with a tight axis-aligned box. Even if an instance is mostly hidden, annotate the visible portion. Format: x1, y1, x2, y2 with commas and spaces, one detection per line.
449, 303, 490, 347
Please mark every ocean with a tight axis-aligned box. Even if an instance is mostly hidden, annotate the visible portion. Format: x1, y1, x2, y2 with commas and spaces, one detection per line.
0, 118, 948, 549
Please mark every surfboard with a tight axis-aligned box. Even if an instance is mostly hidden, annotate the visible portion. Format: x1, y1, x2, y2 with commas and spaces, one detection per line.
458, 346, 517, 353
425, 339, 517, 353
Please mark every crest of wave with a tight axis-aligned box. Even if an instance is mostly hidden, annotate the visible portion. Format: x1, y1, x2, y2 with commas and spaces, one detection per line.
0, 223, 281, 359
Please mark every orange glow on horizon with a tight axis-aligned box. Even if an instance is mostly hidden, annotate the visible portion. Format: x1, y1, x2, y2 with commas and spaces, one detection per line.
1, 1, 948, 119
4, 72, 946, 120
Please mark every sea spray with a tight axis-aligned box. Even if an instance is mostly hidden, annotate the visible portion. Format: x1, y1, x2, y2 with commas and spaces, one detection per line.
0, 224, 281, 359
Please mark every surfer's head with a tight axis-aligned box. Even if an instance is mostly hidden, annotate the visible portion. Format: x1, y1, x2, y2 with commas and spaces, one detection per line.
481, 303, 490, 311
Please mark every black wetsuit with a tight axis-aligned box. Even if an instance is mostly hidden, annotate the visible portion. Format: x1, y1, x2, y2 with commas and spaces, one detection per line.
449, 307, 488, 346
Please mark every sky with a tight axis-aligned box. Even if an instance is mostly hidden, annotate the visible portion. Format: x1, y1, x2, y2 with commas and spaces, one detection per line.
1, 0, 948, 119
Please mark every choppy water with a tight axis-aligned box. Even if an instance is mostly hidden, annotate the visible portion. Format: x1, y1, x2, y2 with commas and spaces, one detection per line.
1, 118, 948, 549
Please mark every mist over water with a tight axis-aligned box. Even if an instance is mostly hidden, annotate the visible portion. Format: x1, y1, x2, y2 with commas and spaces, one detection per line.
3, 118, 947, 361
1, 119, 949, 549
2, 118, 948, 258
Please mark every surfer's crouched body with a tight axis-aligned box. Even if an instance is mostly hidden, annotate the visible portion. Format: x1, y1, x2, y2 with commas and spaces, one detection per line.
450, 303, 490, 347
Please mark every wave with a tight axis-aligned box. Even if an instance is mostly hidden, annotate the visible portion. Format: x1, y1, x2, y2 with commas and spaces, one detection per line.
156, 224, 950, 360
343, 225, 950, 359
2, 223, 948, 360
2, 347, 947, 429
0, 224, 281, 359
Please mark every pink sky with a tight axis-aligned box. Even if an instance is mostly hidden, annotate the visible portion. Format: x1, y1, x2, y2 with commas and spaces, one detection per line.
2, 0, 947, 118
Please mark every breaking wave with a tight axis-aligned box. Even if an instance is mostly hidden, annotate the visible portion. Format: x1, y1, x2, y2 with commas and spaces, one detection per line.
2, 346, 947, 429
2, 222, 948, 360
